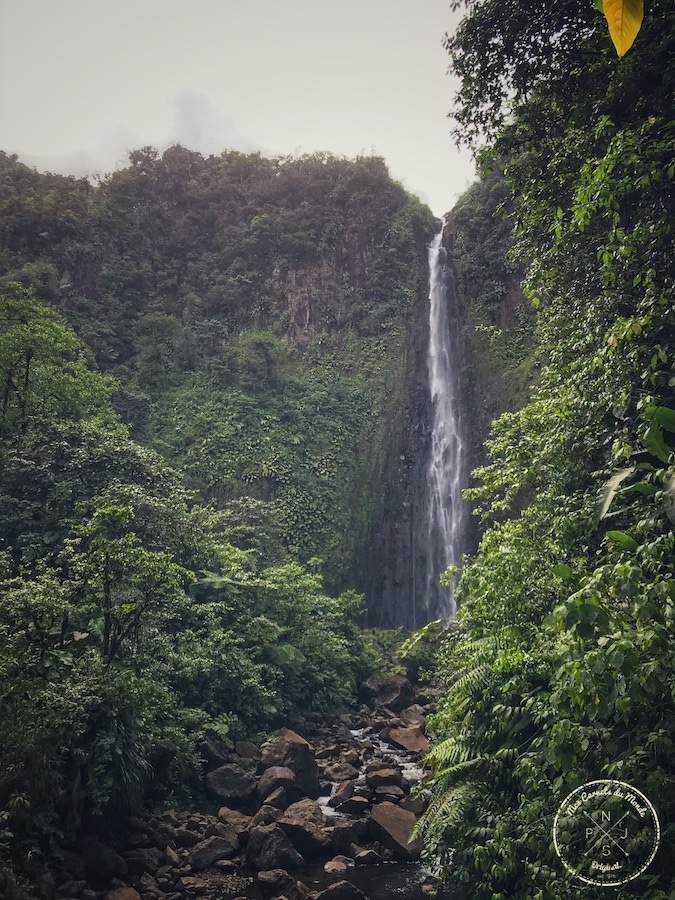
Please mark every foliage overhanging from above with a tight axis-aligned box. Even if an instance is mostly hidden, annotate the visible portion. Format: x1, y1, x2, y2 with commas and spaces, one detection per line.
421, 0, 674, 897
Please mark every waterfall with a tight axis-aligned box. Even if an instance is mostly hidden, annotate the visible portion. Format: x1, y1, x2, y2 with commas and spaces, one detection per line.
419, 223, 467, 624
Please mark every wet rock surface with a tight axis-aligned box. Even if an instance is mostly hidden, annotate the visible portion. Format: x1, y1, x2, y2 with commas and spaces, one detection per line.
38, 685, 436, 899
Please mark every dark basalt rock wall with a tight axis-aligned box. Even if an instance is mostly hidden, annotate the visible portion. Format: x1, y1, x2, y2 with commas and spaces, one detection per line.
360, 282, 433, 629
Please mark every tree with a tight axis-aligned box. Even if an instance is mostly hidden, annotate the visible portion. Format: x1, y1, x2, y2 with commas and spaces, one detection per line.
0, 284, 115, 437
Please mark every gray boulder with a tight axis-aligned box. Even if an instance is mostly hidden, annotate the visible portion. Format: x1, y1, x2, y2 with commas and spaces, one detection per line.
361, 675, 413, 712
81, 839, 128, 881
206, 763, 257, 805
278, 798, 331, 855
260, 729, 320, 799
189, 832, 240, 870
368, 801, 422, 861
245, 824, 304, 871
316, 881, 368, 900
257, 765, 299, 803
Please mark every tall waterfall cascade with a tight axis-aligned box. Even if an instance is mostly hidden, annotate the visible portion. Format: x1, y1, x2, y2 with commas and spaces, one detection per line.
420, 224, 467, 624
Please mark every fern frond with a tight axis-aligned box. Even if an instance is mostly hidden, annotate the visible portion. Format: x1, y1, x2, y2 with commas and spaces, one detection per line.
426, 734, 480, 771
414, 780, 484, 841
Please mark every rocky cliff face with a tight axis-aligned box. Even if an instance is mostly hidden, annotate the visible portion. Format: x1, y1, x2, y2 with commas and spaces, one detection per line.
363, 173, 537, 628
359, 280, 433, 628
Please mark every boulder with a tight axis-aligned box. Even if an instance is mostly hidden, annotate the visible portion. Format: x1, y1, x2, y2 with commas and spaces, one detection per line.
330, 820, 360, 854
150, 822, 178, 847
177, 876, 208, 894
161, 809, 183, 827
198, 736, 231, 768
164, 845, 181, 866
104, 890, 141, 900
368, 802, 422, 861
335, 724, 353, 744
327, 781, 354, 809
342, 749, 360, 767
218, 806, 252, 838
379, 725, 429, 755
189, 832, 240, 870
374, 785, 406, 802
206, 763, 257, 805
399, 794, 429, 815
235, 740, 260, 760
316, 744, 339, 759
354, 848, 382, 865
324, 857, 349, 874
59, 851, 86, 880
260, 729, 320, 799
186, 814, 206, 832
400, 704, 426, 727
361, 675, 413, 712
265, 786, 290, 809
257, 766, 299, 803
137, 874, 161, 896
212, 859, 237, 872
323, 761, 359, 782
124, 833, 150, 849
123, 847, 163, 873
38, 871, 57, 900
278, 799, 331, 855
251, 805, 283, 827
315, 881, 368, 900
174, 827, 200, 848
257, 869, 295, 897
81, 839, 128, 881
335, 796, 370, 815
365, 768, 403, 789
245, 825, 304, 871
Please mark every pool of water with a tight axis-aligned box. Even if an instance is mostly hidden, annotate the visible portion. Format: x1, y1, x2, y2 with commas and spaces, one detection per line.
299, 861, 428, 898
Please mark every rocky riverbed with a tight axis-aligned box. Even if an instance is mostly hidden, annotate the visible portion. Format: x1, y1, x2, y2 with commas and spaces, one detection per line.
33, 674, 441, 900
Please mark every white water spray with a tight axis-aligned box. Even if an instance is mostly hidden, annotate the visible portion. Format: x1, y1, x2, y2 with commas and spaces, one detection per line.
423, 224, 467, 622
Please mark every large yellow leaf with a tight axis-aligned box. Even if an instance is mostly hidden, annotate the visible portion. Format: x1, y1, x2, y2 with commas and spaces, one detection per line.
602, 0, 644, 57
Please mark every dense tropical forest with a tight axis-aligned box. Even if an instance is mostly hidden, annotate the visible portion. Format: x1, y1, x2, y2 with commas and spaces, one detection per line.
418, 1, 675, 898
0, 149, 441, 894
0, 0, 673, 898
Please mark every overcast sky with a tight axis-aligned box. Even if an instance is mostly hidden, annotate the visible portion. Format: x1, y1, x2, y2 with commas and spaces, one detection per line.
0, 0, 475, 215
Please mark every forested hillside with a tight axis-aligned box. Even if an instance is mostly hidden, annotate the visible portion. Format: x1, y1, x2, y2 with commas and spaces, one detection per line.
0, 149, 435, 611
419, 2, 675, 898
0, 151, 440, 893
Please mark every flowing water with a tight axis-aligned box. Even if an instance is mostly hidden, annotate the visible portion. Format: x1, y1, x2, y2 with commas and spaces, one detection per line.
419, 224, 467, 625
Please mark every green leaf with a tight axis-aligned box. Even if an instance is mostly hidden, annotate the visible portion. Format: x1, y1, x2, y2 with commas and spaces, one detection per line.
269, 642, 307, 668
652, 406, 675, 433
606, 530, 638, 551
553, 564, 574, 581
624, 482, 657, 496
642, 422, 671, 464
